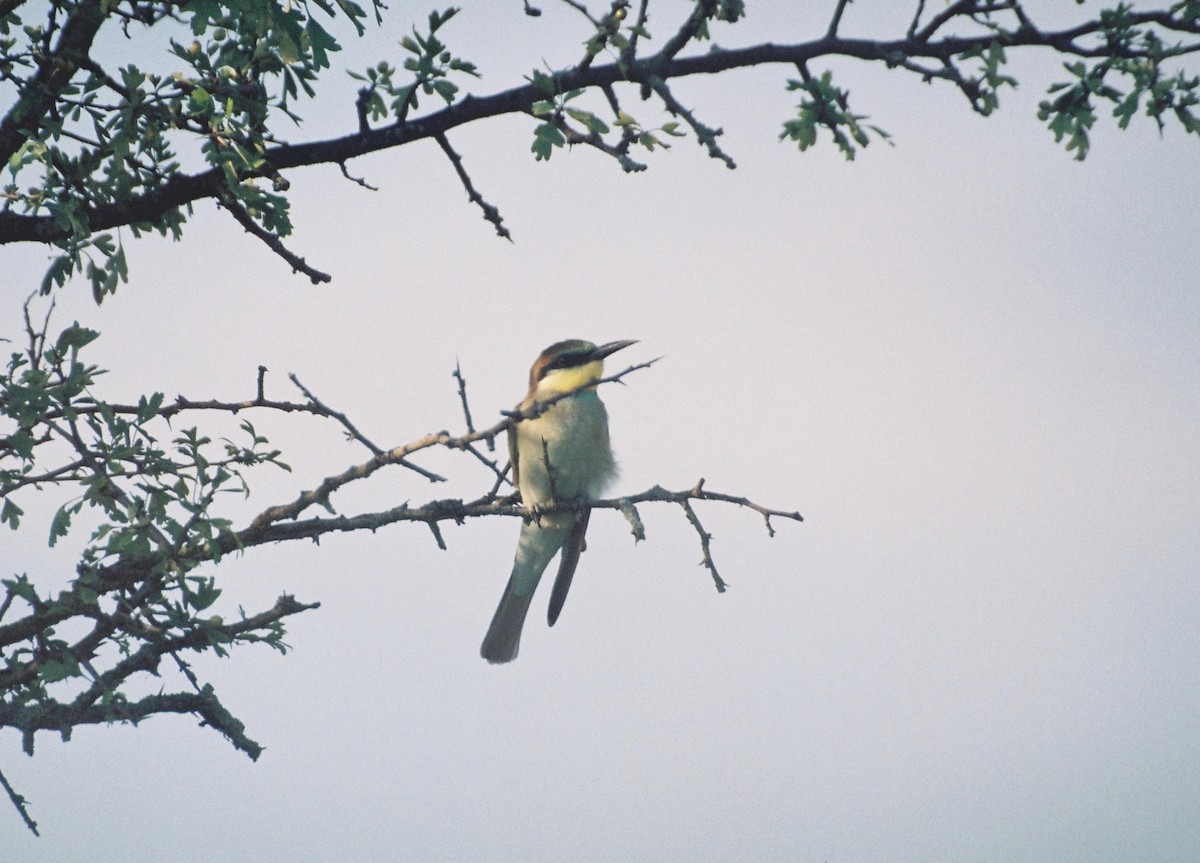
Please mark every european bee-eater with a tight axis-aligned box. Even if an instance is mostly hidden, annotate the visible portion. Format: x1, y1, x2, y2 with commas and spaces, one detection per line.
480, 338, 637, 663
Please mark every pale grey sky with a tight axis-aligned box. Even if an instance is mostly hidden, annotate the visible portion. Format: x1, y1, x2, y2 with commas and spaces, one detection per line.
4, 3, 1199, 861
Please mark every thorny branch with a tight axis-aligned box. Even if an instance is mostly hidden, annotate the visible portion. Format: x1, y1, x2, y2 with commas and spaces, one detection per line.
1, 328, 802, 833
0, 764, 36, 836
6, 0, 1191, 833
216, 192, 332, 285
435, 133, 512, 241
3, 0, 1198, 270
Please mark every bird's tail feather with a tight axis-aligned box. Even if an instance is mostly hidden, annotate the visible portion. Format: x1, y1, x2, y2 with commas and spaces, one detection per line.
480, 519, 570, 663
480, 578, 536, 664
547, 508, 590, 627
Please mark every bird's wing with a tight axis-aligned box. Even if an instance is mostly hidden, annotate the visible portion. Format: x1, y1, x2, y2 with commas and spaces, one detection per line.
547, 507, 590, 627
507, 416, 521, 490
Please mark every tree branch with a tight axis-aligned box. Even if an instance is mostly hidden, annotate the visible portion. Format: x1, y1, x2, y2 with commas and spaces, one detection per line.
435, 133, 512, 241
6, 12, 1197, 248
216, 192, 332, 284
0, 0, 107, 165
0, 765, 37, 836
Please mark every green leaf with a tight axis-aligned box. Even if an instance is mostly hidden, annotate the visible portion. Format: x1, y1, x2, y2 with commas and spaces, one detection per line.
638, 131, 661, 150
306, 20, 341, 69
431, 78, 458, 104
49, 504, 74, 547
188, 86, 212, 114
188, 0, 222, 35
137, 391, 166, 422
565, 107, 609, 134
40, 653, 81, 683
54, 323, 100, 356
1, 498, 24, 529
3, 575, 39, 603
529, 68, 556, 95
40, 255, 73, 295
532, 121, 566, 162
188, 576, 223, 611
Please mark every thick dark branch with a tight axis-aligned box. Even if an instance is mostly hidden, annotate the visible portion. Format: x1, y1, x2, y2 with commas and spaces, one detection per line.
5, 15, 1197, 247
233, 479, 801, 553
229, 482, 801, 556
0, 590, 317, 702
76, 595, 318, 709
0, 1, 107, 165
1, 685, 266, 760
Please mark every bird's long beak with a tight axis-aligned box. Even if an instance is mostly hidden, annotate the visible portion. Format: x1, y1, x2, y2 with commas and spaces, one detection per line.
590, 339, 638, 361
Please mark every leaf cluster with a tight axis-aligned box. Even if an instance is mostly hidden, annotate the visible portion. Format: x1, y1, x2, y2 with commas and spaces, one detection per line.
0, 301, 798, 826
781, 69, 892, 161
350, 8, 480, 125
3, 0, 380, 299
1, 304, 300, 775
1038, 3, 1200, 158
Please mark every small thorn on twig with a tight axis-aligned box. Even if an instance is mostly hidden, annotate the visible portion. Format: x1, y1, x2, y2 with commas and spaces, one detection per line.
427, 520, 447, 550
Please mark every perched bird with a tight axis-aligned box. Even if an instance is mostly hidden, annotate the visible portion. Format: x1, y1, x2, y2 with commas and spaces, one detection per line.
480, 338, 637, 664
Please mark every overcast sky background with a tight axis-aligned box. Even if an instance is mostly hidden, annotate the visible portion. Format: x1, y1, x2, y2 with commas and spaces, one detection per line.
3, 2, 1199, 860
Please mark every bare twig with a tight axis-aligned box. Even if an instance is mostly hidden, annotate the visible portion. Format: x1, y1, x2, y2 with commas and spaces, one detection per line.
452, 359, 477, 437
288, 373, 385, 456
623, 0, 651, 64
248, 357, 653, 533
216, 191, 332, 284
828, 0, 852, 38
680, 497, 725, 592
646, 77, 736, 169
908, 0, 928, 39
0, 766, 37, 836
426, 519, 447, 550
435, 133, 512, 241
339, 159, 379, 191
